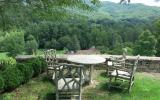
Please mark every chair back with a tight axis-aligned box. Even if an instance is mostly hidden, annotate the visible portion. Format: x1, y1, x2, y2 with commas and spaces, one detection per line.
55, 64, 83, 92
44, 49, 57, 67
131, 55, 140, 77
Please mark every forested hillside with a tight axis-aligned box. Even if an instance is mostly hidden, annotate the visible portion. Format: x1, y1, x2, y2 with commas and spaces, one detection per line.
98, 1, 160, 20
0, 1, 160, 56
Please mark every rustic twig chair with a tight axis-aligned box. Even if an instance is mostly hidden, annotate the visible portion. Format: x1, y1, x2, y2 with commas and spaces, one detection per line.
44, 49, 59, 77
54, 64, 84, 100
107, 48, 127, 76
108, 55, 140, 92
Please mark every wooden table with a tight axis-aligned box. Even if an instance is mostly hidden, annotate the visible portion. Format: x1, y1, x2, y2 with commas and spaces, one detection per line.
67, 55, 106, 84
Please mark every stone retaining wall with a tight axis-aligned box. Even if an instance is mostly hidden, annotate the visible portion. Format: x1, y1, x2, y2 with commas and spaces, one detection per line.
16, 55, 160, 73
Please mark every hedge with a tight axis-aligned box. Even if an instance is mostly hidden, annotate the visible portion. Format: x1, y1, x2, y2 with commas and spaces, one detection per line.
26, 57, 47, 77
0, 57, 16, 71
2, 66, 24, 90
16, 63, 33, 83
0, 73, 4, 90
0, 57, 47, 91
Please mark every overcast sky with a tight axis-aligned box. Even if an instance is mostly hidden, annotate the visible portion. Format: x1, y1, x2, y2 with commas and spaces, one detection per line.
100, 0, 160, 7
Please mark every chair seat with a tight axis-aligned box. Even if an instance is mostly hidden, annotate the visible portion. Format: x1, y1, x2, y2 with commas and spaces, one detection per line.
58, 78, 80, 90
107, 61, 113, 66
111, 70, 130, 79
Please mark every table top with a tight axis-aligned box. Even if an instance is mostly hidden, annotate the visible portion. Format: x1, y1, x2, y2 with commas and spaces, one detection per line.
67, 55, 106, 65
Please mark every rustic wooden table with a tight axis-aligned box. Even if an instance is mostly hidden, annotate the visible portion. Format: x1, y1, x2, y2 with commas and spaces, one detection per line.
67, 55, 106, 84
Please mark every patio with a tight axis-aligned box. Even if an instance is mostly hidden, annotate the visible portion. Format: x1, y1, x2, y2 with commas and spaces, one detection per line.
1, 70, 160, 100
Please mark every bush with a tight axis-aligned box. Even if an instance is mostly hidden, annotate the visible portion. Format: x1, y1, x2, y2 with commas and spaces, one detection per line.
25, 35, 38, 55
16, 63, 33, 83
0, 57, 16, 71
2, 67, 23, 90
0, 73, 4, 90
38, 57, 47, 73
27, 57, 46, 77
2, 30, 25, 57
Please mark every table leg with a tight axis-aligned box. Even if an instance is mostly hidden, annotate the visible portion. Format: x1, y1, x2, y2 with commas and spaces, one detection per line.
89, 65, 94, 84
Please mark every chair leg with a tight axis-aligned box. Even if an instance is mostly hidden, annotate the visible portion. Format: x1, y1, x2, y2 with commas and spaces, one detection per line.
115, 77, 117, 82
128, 82, 132, 93
79, 92, 82, 100
47, 68, 49, 76
108, 77, 112, 89
56, 92, 59, 100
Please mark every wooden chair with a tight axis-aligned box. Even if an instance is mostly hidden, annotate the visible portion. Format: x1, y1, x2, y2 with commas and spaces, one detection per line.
44, 49, 58, 77
107, 48, 127, 76
54, 64, 84, 100
107, 55, 126, 76
108, 55, 140, 92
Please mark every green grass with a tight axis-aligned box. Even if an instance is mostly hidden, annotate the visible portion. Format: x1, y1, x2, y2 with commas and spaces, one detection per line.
0, 49, 65, 59
0, 52, 8, 59
37, 49, 65, 56
83, 72, 160, 100
1, 71, 160, 100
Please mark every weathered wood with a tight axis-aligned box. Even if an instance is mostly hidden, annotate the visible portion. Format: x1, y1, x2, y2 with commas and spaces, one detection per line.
108, 55, 140, 93
55, 64, 84, 100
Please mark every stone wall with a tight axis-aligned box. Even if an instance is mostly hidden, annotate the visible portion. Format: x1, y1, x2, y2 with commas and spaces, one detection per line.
137, 60, 160, 73
16, 54, 160, 73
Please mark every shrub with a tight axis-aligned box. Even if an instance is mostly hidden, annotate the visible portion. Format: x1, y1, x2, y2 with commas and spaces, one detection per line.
0, 73, 4, 90
27, 57, 45, 77
25, 35, 38, 55
38, 57, 47, 73
2, 30, 25, 57
16, 63, 33, 83
0, 57, 16, 71
2, 67, 23, 90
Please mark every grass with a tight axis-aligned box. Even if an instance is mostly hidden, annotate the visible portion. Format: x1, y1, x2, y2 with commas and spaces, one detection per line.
0, 50, 65, 59
0, 52, 8, 59
1, 71, 160, 100
36, 49, 66, 56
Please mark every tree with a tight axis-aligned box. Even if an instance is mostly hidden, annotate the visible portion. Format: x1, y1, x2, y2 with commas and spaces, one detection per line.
2, 30, 25, 57
155, 19, 160, 56
25, 35, 38, 55
0, 0, 100, 31
58, 35, 72, 49
67, 35, 81, 52
133, 30, 157, 56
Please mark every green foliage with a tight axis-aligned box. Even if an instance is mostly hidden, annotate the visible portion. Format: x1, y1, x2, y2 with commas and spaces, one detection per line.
16, 63, 33, 83
155, 36, 160, 56
155, 20, 160, 56
0, 56, 46, 91
0, 57, 16, 71
37, 57, 47, 73
0, 73, 4, 90
96, 46, 108, 54
133, 30, 157, 56
99, 1, 160, 20
27, 57, 47, 77
2, 66, 23, 90
25, 35, 38, 55
67, 35, 81, 52
2, 30, 25, 57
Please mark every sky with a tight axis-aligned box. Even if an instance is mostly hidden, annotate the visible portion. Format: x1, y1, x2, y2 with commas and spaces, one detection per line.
100, 0, 160, 7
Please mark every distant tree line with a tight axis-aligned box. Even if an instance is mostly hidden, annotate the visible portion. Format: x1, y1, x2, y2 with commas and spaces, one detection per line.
0, 17, 160, 56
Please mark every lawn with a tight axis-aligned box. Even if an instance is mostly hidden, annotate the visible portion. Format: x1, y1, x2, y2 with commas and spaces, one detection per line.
0, 49, 65, 59
0, 52, 8, 59
1, 71, 160, 100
